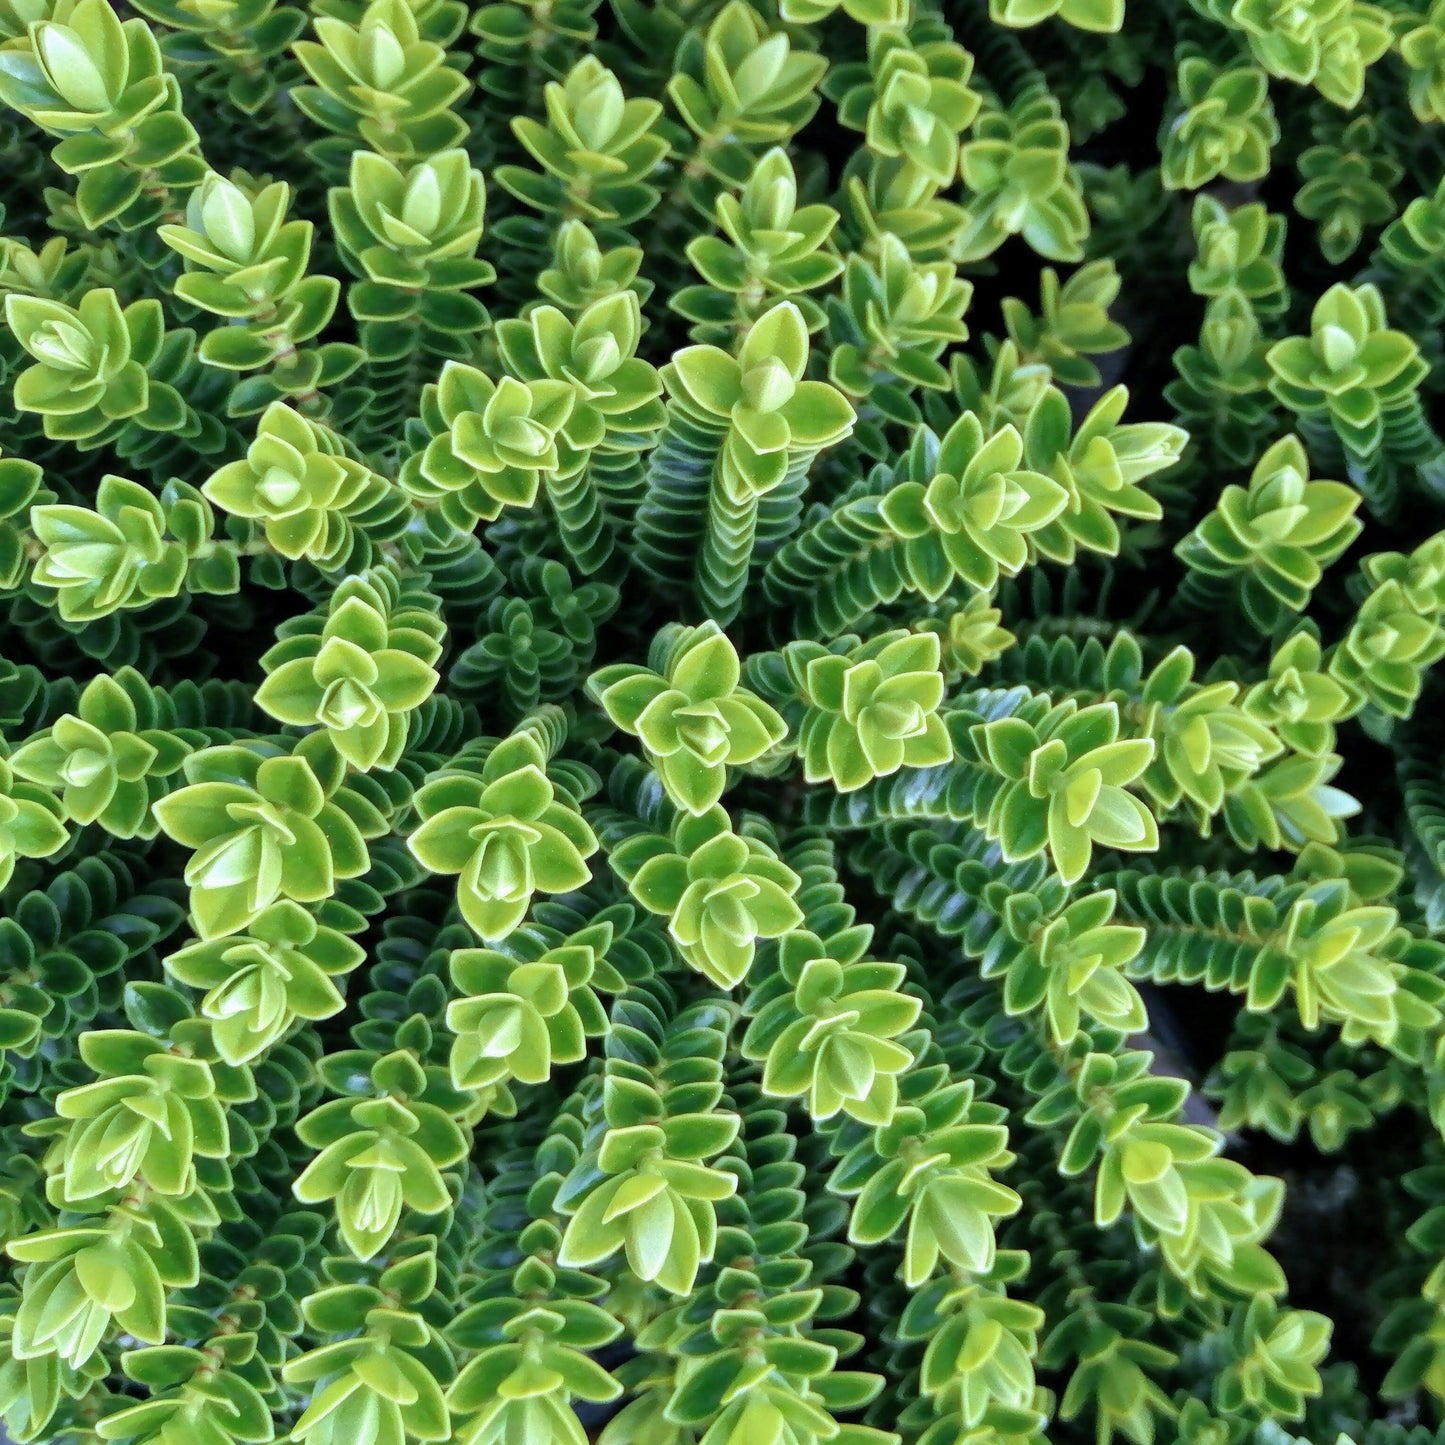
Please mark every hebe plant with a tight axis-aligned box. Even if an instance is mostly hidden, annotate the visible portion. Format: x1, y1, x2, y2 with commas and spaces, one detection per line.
7, 0, 1445, 1443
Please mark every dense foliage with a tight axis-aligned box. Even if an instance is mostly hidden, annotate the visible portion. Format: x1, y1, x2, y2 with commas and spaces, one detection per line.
5, 0, 1445, 1441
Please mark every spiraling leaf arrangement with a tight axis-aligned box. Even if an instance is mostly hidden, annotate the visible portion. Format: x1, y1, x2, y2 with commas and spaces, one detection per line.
8, 3, 1445, 1445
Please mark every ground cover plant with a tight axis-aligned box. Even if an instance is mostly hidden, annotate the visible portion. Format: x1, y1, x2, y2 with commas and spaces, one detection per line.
5, 0, 1445, 1442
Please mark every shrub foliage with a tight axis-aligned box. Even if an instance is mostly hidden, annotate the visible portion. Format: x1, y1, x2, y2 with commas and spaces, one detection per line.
4, 1, 1445, 1444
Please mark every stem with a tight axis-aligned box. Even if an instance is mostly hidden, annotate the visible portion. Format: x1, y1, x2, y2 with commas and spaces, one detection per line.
544, 458, 614, 575
699, 473, 759, 624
